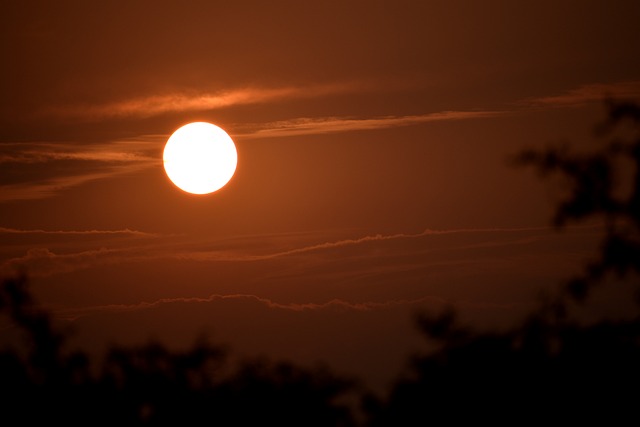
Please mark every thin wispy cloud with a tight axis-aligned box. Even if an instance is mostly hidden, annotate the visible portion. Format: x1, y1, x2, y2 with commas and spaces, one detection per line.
0, 226, 561, 277
238, 110, 506, 139
0, 162, 152, 202
0, 138, 163, 164
0, 227, 154, 236
520, 81, 640, 108
45, 83, 367, 120
0, 247, 123, 277
0, 137, 164, 202
54, 292, 522, 324
236, 80, 640, 139
175, 226, 559, 262
57, 294, 449, 320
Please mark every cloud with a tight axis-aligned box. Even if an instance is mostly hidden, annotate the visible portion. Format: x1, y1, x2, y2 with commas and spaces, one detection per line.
520, 81, 640, 108
0, 138, 163, 164
44, 83, 367, 120
56, 293, 451, 321
237, 110, 506, 139
224, 80, 639, 140
0, 137, 163, 202
0, 247, 125, 277
0, 226, 564, 277
172, 226, 558, 262
0, 227, 154, 237
0, 162, 153, 202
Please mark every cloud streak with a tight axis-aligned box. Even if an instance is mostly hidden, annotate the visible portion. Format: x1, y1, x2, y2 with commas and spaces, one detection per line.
0, 227, 154, 237
237, 110, 506, 139
520, 81, 640, 108
233, 80, 640, 142
44, 83, 367, 120
0, 247, 125, 277
0, 226, 565, 277
173, 226, 561, 262
39, 79, 640, 126
0, 137, 163, 202
0, 138, 163, 164
0, 162, 153, 202
58, 294, 447, 318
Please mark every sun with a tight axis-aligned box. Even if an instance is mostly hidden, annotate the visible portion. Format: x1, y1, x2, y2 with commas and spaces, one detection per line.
163, 122, 237, 194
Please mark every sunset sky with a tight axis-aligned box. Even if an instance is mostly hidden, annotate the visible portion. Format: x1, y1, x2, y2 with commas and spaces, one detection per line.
2, 1, 640, 392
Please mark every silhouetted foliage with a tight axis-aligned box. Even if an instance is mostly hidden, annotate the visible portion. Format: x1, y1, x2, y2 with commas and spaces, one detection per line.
0, 275, 357, 426
364, 100, 640, 425
516, 100, 640, 301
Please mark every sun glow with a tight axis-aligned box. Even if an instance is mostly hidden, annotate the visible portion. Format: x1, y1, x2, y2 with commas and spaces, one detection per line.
163, 122, 237, 194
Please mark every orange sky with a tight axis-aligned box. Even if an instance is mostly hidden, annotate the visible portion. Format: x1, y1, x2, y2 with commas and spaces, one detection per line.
2, 0, 640, 392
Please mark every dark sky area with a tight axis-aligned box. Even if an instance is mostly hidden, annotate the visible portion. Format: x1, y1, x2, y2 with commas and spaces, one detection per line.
1, 0, 640, 392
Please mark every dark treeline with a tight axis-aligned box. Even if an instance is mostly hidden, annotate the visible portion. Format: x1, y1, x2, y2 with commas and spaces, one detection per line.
0, 273, 358, 426
1, 101, 639, 425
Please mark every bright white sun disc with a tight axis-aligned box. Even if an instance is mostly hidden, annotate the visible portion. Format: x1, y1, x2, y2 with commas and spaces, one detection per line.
163, 122, 237, 194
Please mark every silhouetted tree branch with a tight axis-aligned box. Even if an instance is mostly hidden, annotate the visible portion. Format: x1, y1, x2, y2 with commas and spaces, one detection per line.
515, 100, 640, 302
365, 100, 640, 425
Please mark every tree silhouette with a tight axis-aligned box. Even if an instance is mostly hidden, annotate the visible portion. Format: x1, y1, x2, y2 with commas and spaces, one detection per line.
0, 274, 357, 426
364, 100, 640, 425
516, 100, 640, 302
